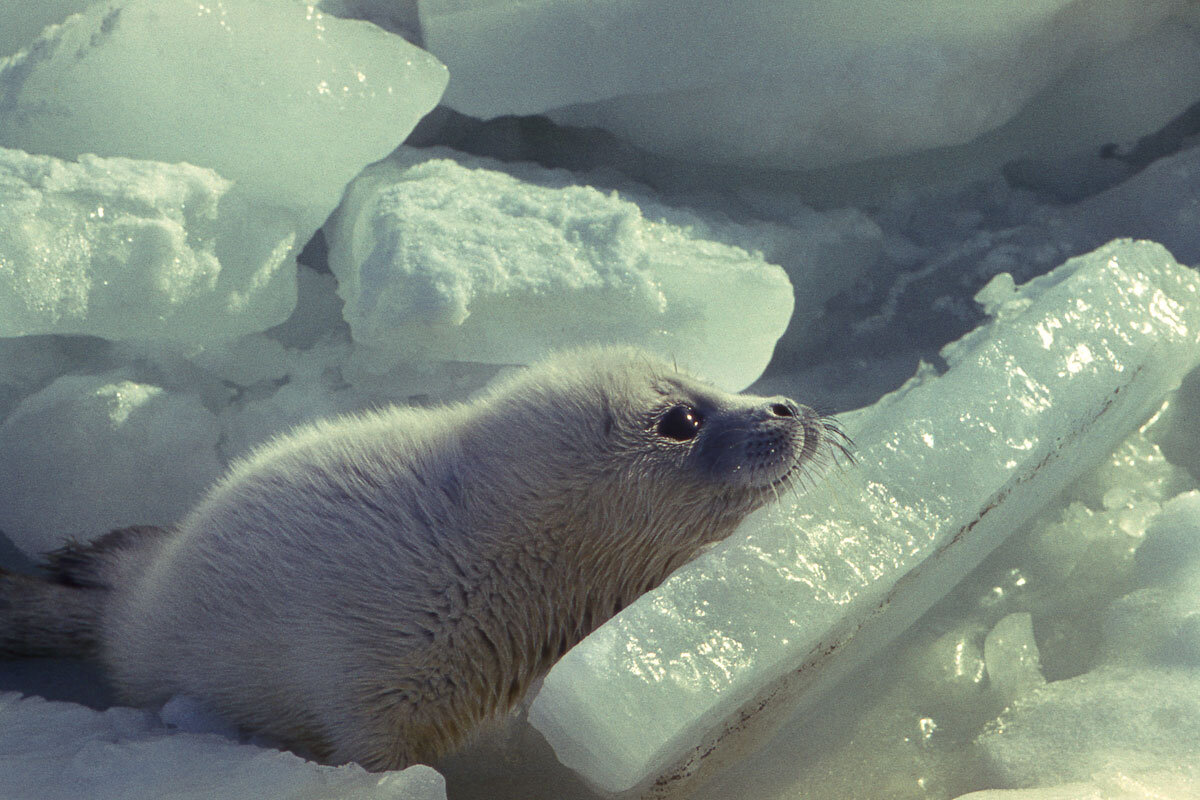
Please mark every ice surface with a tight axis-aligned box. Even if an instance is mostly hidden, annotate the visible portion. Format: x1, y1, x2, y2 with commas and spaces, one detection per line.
1, 0, 447, 341
958, 431, 1200, 798
528, 240, 1200, 796
326, 148, 794, 390
0, 0, 446, 207
951, 771, 1200, 800
978, 667, 1200, 786
676, 406, 1196, 800
0, 692, 447, 800
421, 0, 1191, 169
0, 374, 222, 556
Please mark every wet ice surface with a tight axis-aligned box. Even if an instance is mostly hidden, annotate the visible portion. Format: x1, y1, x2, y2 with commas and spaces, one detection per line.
1, 2, 1200, 798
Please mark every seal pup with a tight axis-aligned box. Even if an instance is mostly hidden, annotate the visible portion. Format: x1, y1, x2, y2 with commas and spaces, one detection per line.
0, 346, 848, 770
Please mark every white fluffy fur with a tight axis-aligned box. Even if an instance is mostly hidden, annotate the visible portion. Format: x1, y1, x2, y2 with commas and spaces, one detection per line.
11, 347, 829, 770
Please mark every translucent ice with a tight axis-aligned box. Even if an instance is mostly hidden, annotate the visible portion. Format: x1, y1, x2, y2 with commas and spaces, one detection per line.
1, 0, 447, 339
528, 240, 1200, 796
0, 692, 447, 800
0, 374, 222, 556
326, 149, 794, 390
420, 0, 1188, 169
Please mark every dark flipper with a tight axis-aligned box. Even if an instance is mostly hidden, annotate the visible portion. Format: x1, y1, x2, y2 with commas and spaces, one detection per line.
1, 525, 172, 658
0, 568, 102, 657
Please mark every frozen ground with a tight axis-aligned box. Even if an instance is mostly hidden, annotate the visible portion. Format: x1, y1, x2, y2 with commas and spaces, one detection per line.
2, 1, 1200, 798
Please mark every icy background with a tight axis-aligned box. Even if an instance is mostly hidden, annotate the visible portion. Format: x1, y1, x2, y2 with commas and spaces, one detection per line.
2, 1, 1200, 798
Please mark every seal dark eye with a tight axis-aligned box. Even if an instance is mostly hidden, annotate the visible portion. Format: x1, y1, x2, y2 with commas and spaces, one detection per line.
657, 405, 703, 441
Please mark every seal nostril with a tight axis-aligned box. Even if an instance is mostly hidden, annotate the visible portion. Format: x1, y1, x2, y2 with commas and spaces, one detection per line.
770, 402, 794, 417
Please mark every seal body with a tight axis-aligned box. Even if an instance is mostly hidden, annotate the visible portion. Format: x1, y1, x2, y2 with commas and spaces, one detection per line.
2, 347, 845, 770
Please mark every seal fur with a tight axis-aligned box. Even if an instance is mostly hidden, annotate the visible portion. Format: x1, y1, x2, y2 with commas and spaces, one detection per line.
0, 346, 846, 770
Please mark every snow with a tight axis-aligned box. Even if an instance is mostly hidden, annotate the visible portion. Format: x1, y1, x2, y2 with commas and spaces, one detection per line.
326, 148, 795, 389
528, 240, 1200, 795
0, 693, 447, 800
978, 667, 1200, 786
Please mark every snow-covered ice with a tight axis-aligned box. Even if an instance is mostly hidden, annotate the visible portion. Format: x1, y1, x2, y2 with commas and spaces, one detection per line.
326, 148, 794, 389
0, 148, 236, 342
978, 667, 1200, 787
0, 692, 447, 800
528, 240, 1200, 796
0, 0, 446, 210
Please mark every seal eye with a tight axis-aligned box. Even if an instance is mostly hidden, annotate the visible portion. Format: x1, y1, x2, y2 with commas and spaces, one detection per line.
657, 405, 703, 441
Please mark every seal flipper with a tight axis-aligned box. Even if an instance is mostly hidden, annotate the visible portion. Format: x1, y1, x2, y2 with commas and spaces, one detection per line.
0, 568, 103, 657
1, 525, 171, 658
45, 525, 172, 590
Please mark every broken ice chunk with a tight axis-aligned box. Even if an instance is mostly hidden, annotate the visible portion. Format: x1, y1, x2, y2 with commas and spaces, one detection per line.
419, 0, 1184, 170
0, 147, 289, 343
0, 0, 448, 339
0, 0, 446, 210
0, 374, 223, 556
983, 613, 1045, 707
326, 149, 794, 390
529, 240, 1200, 796
977, 667, 1200, 788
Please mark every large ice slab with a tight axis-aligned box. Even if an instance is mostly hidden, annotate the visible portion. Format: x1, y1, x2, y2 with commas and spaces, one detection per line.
325, 148, 794, 390
420, 0, 1188, 169
528, 240, 1200, 796
0, 692, 447, 800
1, 0, 447, 339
